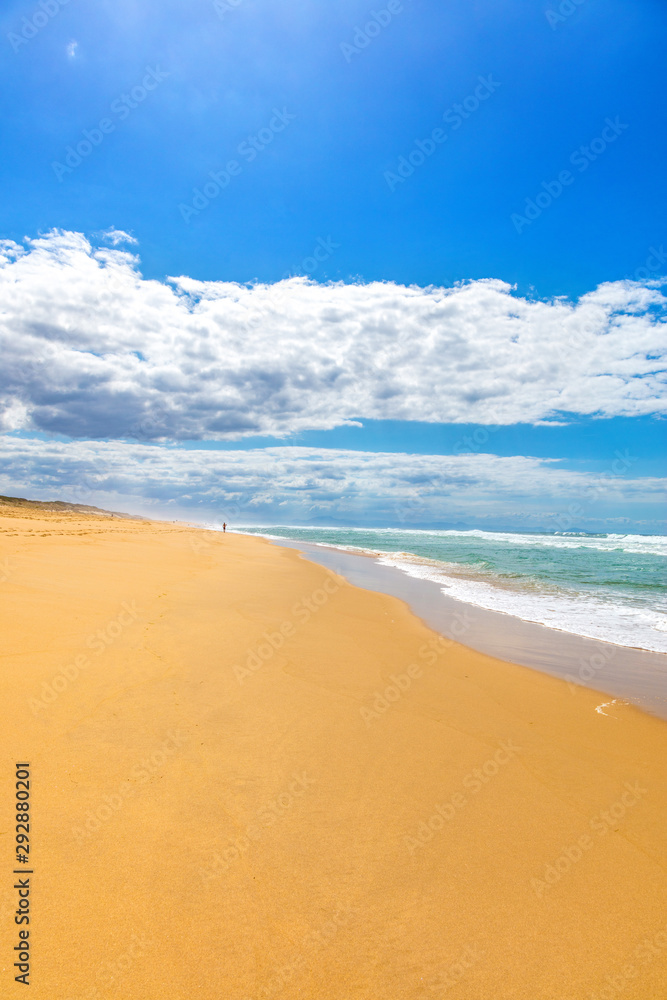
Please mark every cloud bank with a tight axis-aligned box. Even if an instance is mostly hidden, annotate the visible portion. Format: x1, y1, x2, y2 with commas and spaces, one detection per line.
0, 436, 662, 531
1, 230, 665, 441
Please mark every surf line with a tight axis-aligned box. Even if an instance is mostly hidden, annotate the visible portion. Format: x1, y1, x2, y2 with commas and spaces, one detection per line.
595, 699, 629, 718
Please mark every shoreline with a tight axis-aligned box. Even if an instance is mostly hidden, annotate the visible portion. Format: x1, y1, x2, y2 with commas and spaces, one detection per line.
240, 533, 667, 722
2, 509, 666, 998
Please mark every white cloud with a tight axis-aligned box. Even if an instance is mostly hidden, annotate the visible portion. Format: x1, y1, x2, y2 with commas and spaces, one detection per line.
0, 230, 665, 441
100, 228, 138, 246
0, 436, 663, 531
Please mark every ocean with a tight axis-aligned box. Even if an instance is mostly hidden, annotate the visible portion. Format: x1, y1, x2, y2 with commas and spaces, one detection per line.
231, 527, 667, 653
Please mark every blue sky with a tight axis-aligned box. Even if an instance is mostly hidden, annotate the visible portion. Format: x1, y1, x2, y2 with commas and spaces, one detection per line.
2, 0, 666, 293
0, 0, 664, 529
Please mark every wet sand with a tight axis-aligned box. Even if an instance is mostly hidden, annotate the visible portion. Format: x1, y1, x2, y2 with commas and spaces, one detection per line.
1, 510, 666, 999
266, 536, 667, 720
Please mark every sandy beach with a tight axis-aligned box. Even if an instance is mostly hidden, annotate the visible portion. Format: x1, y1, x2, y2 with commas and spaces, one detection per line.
265, 535, 667, 719
2, 507, 666, 999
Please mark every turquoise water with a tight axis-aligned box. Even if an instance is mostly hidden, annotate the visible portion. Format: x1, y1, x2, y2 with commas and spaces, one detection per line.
231, 527, 667, 652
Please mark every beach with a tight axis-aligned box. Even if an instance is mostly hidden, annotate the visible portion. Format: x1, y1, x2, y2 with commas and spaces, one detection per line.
261, 535, 667, 720
2, 507, 667, 999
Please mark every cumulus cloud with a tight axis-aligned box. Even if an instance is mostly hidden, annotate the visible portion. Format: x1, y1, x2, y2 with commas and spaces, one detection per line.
0, 436, 662, 530
0, 230, 665, 442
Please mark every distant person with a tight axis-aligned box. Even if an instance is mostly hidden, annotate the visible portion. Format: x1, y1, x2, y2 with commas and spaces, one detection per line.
223, 522, 226, 532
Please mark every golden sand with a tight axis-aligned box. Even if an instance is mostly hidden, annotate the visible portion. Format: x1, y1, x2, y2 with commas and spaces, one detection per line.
1, 509, 666, 998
